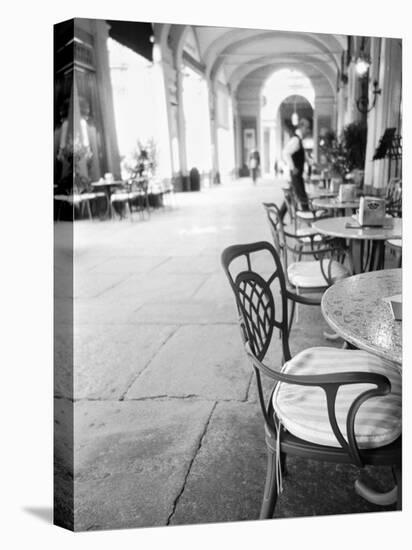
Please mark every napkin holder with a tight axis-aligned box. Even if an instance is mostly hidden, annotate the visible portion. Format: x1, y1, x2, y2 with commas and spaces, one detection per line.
358, 196, 386, 226
338, 183, 356, 202
330, 178, 341, 194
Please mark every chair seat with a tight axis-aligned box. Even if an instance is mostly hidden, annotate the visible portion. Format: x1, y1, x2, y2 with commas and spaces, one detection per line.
295, 227, 323, 243
54, 194, 93, 204
272, 347, 401, 449
110, 192, 131, 202
296, 209, 327, 220
287, 259, 349, 288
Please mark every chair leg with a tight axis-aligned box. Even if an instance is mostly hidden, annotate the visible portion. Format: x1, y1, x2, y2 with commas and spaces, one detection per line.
280, 452, 288, 477
288, 299, 296, 334
127, 199, 133, 222
260, 447, 278, 519
86, 200, 93, 221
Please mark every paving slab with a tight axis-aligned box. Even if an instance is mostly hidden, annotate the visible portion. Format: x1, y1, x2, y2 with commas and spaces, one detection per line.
88, 256, 169, 275
125, 325, 251, 401
274, 458, 396, 518
73, 399, 214, 530
74, 271, 133, 299
54, 178, 400, 530
99, 272, 207, 306
74, 295, 142, 325
169, 401, 395, 526
151, 254, 221, 275
70, 324, 177, 400
169, 401, 266, 525
129, 301, 236, 325
192, 273, 235, 303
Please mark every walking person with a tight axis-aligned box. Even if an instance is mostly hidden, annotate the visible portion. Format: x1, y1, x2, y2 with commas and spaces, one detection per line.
249, 149, 260, 185
278, 118, 311, 219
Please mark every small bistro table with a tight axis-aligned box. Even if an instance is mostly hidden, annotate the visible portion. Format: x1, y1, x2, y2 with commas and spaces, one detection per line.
91, 180, 125, 218
311, 216, 402, 272
321, 269, 402, 365
322, 270, 402, 506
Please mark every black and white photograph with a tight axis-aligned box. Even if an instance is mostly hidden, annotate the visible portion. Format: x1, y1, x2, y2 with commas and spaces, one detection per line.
53, 15, 403, 532
3, 1, 410, 548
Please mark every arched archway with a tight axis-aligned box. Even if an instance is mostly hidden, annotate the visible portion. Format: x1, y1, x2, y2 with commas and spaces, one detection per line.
260, 69, 315, 175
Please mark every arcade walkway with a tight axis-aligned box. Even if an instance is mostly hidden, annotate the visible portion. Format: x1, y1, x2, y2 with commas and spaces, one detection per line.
54, 177, 396, 530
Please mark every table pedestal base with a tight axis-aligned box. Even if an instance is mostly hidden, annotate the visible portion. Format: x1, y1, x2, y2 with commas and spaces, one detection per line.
354, 479, 398, 506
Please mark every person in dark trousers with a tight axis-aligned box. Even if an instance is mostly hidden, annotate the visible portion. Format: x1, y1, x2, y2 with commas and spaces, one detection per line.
278, 118, 311, 220
249, 149, 260, 184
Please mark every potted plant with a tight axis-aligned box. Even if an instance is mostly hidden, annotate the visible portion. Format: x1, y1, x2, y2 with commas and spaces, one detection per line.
340, 121, 367, 189
319, 121, 367, 190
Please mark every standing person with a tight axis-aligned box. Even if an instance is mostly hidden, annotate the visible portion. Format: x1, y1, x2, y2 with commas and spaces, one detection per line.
278, 118, 311, 219
249, 149, 260, 184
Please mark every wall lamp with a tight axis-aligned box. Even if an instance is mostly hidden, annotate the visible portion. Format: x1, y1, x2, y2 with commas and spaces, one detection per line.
355, 41, 382, 114
356, 79, 381, 114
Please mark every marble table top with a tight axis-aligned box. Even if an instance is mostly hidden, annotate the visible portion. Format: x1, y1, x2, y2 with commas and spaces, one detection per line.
91, 180, 124, 188
312, 216, 402, 241
321, 269, 402, 364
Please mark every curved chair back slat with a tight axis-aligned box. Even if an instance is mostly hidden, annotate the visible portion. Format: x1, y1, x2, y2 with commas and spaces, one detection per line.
221, 241, 291, 363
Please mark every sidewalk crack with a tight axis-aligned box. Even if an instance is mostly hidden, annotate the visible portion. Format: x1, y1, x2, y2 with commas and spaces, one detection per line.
119, 326, 180, 400
166, 401, 217, 525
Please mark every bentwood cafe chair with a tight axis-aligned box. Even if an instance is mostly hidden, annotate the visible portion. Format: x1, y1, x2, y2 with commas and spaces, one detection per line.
221, 241, 401, 518
262, 202, 352, 332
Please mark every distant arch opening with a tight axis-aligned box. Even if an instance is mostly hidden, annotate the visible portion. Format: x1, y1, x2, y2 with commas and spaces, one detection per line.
260, 68, 315, 175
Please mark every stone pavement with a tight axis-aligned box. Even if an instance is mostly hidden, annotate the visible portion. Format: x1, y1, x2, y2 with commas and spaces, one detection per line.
54, 177, 397, 531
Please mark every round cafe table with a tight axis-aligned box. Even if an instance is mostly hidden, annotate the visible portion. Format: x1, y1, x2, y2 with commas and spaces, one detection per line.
311, 216, 402, 272
322, 269, 402, 505
91, 180, 125, 218
321, 269, 402, 365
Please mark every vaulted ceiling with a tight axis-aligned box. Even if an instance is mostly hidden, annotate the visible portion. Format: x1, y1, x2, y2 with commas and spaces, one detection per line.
155, 23, 347, 99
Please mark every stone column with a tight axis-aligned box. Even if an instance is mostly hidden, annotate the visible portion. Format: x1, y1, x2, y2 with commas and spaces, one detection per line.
364, 37, 402, 192
91, 20, 121, 179
232, 98, 242, 176
336, 84, 347, 137
209, 80, 220, 182
160, 59, 178, 178
176, 69, 188, 182
312, 109, 319, 162
345, 61, 364, 126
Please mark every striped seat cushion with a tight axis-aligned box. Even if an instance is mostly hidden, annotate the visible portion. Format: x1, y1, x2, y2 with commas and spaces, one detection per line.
272, 347, 401, 449
287, 260, 349, 288
110, 192, 130, 202
54, 194, 93, 204
295, 227, 323, 243
296, 209, 327, 220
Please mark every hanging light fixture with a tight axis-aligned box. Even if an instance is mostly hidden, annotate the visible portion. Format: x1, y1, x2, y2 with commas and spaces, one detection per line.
355, 56, 370, 76
291, 96, 299, 126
